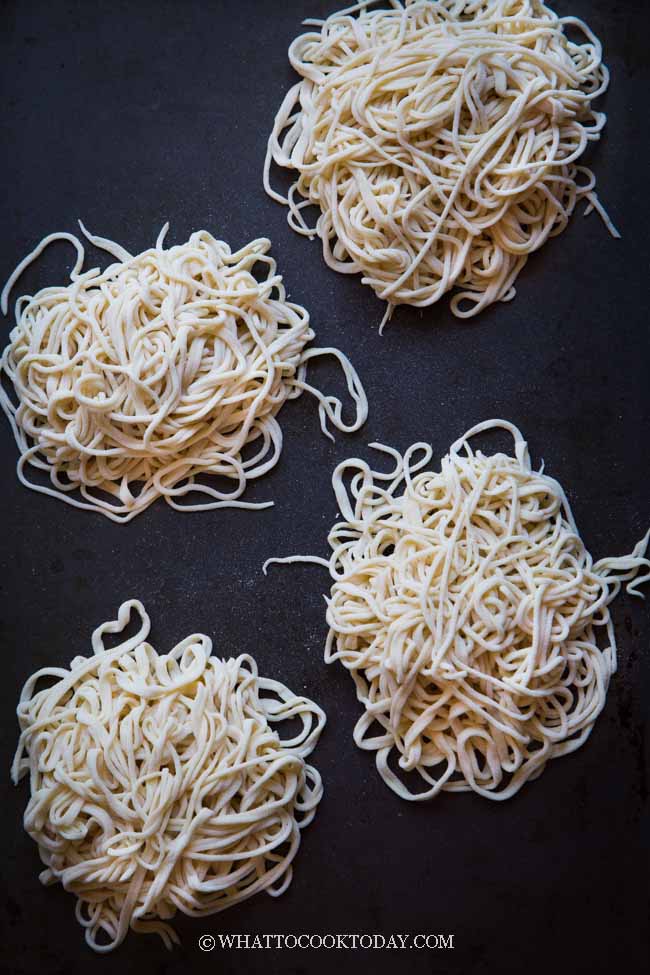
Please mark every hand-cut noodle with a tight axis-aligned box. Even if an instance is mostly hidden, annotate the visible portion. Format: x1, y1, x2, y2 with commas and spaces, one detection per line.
265, 420, 649, 800
0, 225, 367, 520
266, 0, 617, 326
12, 600, 325, 952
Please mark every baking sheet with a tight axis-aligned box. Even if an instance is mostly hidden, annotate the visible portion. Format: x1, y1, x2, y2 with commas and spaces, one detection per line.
1, 2, 648, 973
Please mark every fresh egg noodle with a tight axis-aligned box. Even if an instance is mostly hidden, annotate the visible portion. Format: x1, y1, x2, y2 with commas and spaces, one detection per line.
11, 600, 325, 952
265, 420, 649, 800
0, 224, 367, 521
265, 0, 617, 326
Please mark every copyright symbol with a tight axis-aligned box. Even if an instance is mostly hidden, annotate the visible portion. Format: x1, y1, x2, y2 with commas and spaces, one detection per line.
199, 934, 216, 951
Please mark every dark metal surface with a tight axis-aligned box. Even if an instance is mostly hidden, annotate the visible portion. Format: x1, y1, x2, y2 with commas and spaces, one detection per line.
1, 1, 648, 973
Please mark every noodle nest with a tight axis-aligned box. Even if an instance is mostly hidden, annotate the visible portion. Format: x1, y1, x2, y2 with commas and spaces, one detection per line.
0, 225, 367, 520
12, 600, 325, 951
266, 420, 649, 800
266, 0, 615, 324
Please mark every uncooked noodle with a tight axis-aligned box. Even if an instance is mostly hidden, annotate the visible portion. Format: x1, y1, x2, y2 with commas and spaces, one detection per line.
12, 600, 325, 951
0, 225, 367, 520
265, 420, 649, 800
266, 0, 617, 327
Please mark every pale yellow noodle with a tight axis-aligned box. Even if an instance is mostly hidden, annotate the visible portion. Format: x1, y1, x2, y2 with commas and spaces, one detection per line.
265, 420, 649, 800
0, 225, 367, 520
265, 0, 617, 326
12, 600, 325, 952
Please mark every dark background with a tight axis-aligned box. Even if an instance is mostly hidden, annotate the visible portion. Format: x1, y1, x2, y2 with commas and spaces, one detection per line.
0, 1, 648, 973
